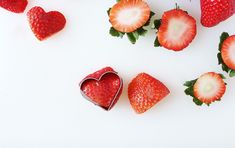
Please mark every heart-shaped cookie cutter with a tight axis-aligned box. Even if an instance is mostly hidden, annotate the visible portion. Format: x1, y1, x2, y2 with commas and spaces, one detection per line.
79, 70, 123, 111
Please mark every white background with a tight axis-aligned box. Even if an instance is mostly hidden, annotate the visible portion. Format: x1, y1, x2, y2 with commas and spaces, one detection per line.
0, 0, 235, 147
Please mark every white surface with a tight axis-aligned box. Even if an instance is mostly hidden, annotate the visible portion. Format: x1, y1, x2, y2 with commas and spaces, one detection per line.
0, 0, 235, 147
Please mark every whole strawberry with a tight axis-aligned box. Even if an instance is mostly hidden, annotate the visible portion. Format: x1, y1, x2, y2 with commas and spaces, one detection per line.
80, 67, 123, 111
0, 0, 27, 13
27, 6, 66, 41
201, 0, 235, 27
128, 73, 170, 114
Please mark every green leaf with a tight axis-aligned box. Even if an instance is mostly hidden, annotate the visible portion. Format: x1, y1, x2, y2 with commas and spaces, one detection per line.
222, 64, 229, 73
219, 32, 229, 51
217, 53, 223, 65
109, 27, 125, 38
153, 19, 161, 30
150, 11, 155, 17
107, 8, 111, 15
184, 87, 194, 97
154, 37, 161, 47
193, 98, 203, 106
116, 0, 120, 2
229, 70, 235, 77
184, 78, 203, 106
136, 27, 148, 36
127, 33, 136, 44
132, 31, 139, 40
183, 79, 197, 87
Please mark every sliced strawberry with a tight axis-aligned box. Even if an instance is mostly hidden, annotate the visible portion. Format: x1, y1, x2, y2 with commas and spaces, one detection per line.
80, 67, 123, 111
0, 0, 27, 13
217, 32, 235, 77
184, 72, 226, 106
109, 0, 150, 33
156, 9, 197, 51
128, 73, 170, 114
200, 0, 235, 27
27, 6, 66, 41
221, 35, 235, 70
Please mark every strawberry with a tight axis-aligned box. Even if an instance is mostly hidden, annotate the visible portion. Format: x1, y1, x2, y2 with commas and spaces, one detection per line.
217, 32, 235, 77
27, 6, 66, 41
109, 0, 150, 33
80, 67, 123, 111
128, 73, 170, 114
108, 0, 154, 44
154, 8, 197, 51
200, 0, 235, 27
184, 72, 226, 106
0, 0, 27, 13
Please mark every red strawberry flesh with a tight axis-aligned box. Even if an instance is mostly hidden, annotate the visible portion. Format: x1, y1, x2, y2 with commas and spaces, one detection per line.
221, 35, 235, 70
193, 72, 226, 104
109, 0, 150, 33
157, 9, 197, 51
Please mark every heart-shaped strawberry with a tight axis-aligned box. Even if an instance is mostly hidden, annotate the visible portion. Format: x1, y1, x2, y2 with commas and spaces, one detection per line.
0, 0, 27, 13
27, 6, 66, 41
201, 0, 235, 27
80, 67, 123, 111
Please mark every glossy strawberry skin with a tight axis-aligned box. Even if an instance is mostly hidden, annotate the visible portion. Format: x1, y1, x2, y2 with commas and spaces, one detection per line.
200, 0, 235, 27
0, 0, 27, 13
80, 67, 123, 111
27, 6, 66, 41
128, 73, 170, 114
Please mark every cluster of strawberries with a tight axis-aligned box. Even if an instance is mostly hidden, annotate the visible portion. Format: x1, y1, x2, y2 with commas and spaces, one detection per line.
0, 0, 66, 41
80, 30, 235, 113
1, 0, 235, 114
79, 0, 235, 113
108, 0, 235, 50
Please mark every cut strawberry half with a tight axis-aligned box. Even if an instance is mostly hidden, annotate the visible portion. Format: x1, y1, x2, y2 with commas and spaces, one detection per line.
217, 32, 235, 77
184, 72, 226, 106
222, 35, 235, 70
128, 73, 170, 114
155, 9, 197, 51
109, 0, 151, 33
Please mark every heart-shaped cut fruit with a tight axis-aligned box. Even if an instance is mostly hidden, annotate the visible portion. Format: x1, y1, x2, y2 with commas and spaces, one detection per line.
27, 6, 66, 41
0, 0, 28, 13
79, 67, 123, 111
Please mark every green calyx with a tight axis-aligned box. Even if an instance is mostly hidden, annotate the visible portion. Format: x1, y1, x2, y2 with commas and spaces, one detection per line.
217, 32, 235, 77
107, 7, 155, 44
184, 79, 204, 106
152, 19, 162, 47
